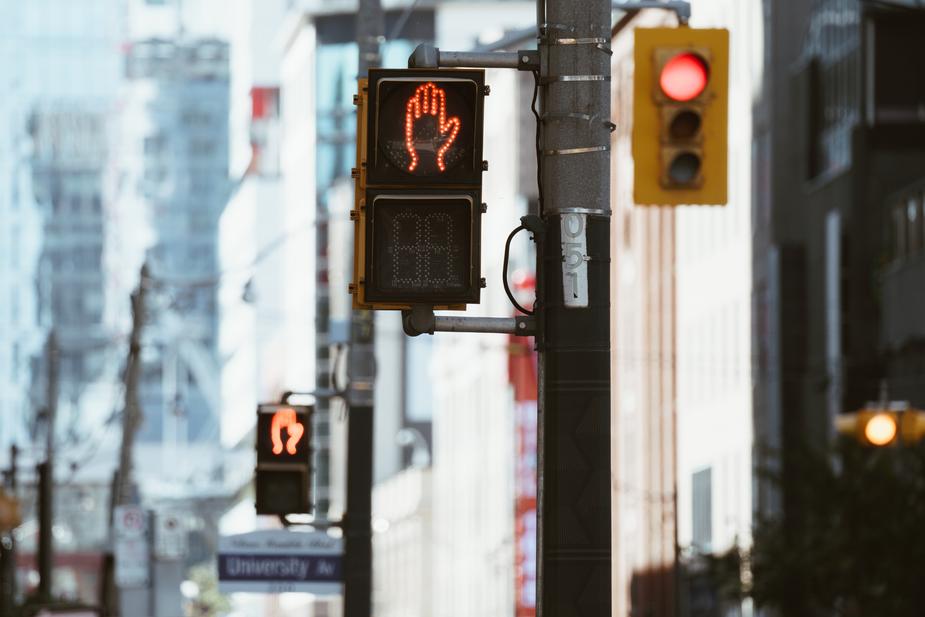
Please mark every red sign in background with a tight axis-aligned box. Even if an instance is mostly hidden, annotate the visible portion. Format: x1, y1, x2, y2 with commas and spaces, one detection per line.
508, 273, 537, 616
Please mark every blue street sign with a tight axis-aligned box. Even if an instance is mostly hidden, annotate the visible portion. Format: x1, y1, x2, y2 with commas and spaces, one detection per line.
218, 530, 343, 595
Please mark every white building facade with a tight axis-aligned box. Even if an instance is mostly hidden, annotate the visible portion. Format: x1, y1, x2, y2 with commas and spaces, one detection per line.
675, 2, 763, 615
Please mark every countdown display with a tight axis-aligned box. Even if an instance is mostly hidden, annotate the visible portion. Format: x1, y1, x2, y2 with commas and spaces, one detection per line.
364, 191, 480, 305
366, 69, 485, 186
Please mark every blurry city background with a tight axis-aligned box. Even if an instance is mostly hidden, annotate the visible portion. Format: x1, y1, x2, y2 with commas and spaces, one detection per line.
1, 0, 924, 616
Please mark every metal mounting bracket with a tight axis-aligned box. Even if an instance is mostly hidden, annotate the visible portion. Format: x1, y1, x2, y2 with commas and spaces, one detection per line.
408, 44, 539, 71
612, 1, 691, 24
402, 305, 536, 337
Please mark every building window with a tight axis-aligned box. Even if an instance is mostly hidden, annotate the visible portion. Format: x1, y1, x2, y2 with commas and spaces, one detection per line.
870, 12, 925, 124
692, 467, 713, 552
189, 139, 216, 157
907, 196, 922, 255
144, 134, 166, 155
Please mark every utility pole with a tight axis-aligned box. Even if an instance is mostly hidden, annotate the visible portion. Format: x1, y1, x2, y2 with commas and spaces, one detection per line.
343, 3, 382, 617
37, 330, 59, 602
537, 0, 612, 614
114, 263, 148, 507
104, 263, 149, 616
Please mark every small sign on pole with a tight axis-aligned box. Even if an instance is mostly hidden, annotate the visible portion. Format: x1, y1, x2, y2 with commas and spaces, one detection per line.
113, 505, 150, 588
218, 530, 343, 595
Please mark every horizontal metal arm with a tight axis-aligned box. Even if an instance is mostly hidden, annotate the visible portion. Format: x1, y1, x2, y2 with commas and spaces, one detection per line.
402, 305, 536, 336
408, 44, 538, 70
435, 316, 535, 335
612, 1, 691, 24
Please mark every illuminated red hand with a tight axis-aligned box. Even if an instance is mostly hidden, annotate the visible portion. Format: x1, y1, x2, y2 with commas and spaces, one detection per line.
404, 82, 461, 172
270, 408, 305, 455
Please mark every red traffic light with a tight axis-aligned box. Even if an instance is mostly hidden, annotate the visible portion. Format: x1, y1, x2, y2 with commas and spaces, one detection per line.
659, 52, 709, 102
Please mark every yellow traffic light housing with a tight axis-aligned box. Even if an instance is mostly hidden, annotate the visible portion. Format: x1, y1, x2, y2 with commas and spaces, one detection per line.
633, 27, 729, 205
835, 406, 925, 447
901, 409, 925, 444
0, 487, 21, 533
350, 70, 486, 310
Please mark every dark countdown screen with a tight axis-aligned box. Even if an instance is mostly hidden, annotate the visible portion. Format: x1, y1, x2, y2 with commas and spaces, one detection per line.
372, 76, 481, 182
368, 195, 474, 301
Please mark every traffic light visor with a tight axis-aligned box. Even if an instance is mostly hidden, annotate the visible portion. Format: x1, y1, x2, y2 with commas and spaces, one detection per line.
865, 412, 898, 446
659, 53, 709, 102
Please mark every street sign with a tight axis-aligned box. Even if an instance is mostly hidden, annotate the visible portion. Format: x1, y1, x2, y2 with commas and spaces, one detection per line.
153, 510, 187, 560
217, 530, 343, 595
113, 505, 149, 588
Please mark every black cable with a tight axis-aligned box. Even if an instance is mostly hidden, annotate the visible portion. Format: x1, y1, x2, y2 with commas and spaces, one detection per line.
504, 224, 534, 316
531, 70, 544, 216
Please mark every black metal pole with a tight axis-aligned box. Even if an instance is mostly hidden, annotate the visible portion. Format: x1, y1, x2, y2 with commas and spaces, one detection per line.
343, 2, 382, 616
537, 0, 612, 615
38, 330, 59, 603
37, 462, 52, 602
0, 444, 18, 614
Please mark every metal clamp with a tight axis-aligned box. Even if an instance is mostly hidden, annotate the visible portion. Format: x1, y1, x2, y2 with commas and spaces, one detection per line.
540, 74, 610, 84
550, 36, 613, 56
543, 145, 610, 156
544, 207, 612, 217
541, 112, 617, 133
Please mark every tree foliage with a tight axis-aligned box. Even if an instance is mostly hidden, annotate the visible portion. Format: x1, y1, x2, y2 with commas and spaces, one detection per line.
185, 563, 231, 617
709, 440, 925, 617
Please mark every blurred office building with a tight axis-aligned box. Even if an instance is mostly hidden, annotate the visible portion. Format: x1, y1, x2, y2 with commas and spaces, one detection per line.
753, 6, 925, 613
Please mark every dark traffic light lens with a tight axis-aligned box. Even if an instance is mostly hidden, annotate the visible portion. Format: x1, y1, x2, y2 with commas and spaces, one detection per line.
255, 469, 307, 515
375, 79, 478, 178
668, 152, 701, 185
669, 109, 702, 139
660, 53, 708, 102
370, 195, 473, 300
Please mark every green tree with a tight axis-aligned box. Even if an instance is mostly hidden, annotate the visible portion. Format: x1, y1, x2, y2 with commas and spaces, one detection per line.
709, 440, 925, 617
185, 563, 231, 617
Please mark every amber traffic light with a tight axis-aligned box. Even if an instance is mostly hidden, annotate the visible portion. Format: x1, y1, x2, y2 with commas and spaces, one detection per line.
835, 406, 925, 447
633, 27, 728, 205
255, 404, 312, 515
351, 70, 486, 310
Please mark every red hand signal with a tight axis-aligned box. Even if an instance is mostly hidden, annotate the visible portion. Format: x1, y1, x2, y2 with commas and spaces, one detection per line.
270, 408, 305, 456
404, 82, 461, 172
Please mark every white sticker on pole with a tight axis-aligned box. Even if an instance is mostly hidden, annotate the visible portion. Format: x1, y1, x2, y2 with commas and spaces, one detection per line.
561, 213, 589, 308
114, 505, 150, 588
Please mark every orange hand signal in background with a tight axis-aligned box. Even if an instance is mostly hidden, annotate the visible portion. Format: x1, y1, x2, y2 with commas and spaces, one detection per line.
404, 82, 461, 172
270, 408, 305, 455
